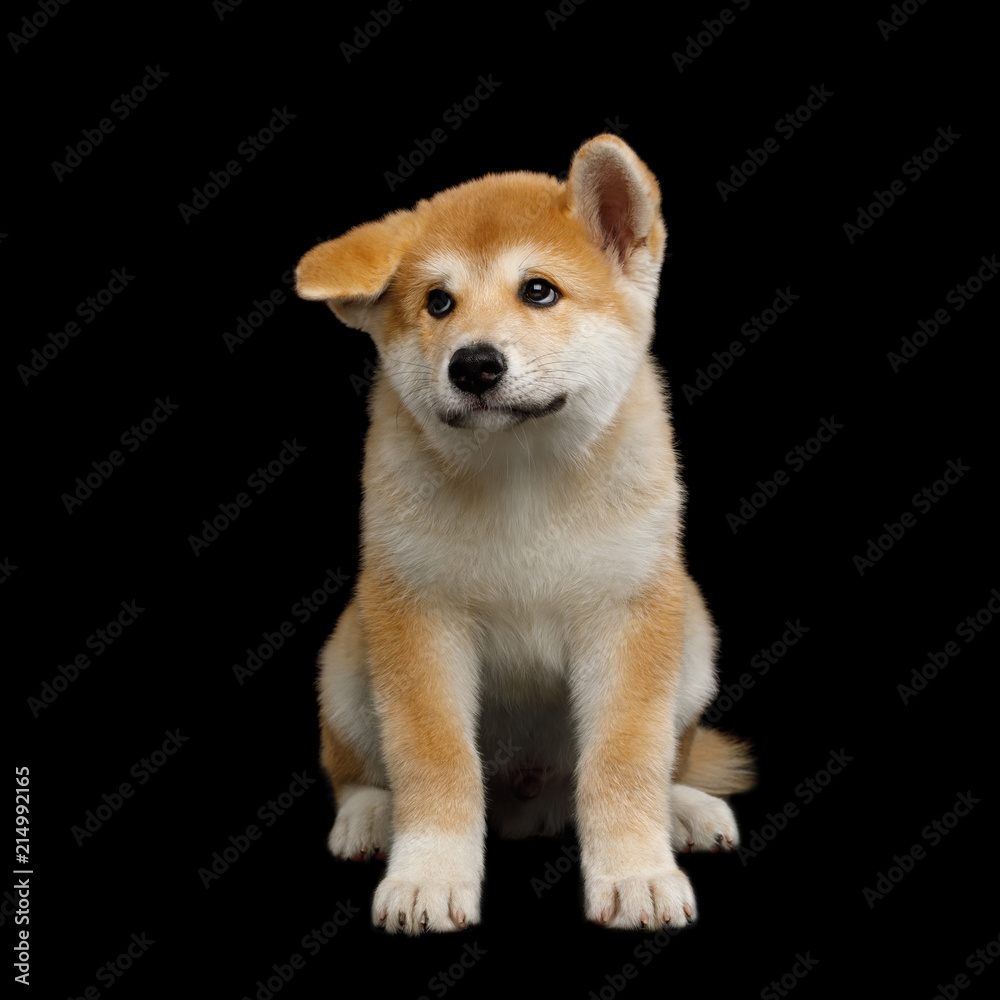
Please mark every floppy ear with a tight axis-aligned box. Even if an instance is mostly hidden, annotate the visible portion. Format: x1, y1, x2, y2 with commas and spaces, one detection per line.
295, 209, 414, 330
566, 134, 665, 273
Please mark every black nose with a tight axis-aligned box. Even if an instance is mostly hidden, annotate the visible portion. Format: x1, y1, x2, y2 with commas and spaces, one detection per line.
448, 344, 507, 396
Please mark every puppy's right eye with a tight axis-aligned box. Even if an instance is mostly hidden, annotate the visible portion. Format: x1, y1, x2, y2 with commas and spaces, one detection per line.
427, 289, 455, 317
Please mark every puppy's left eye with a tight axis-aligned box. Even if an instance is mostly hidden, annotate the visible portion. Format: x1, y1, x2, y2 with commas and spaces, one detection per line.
521, 279, 560, 306
427, 289, 455, 317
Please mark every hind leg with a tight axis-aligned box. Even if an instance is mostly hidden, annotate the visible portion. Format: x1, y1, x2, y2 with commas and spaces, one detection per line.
668, 721, 741, 855
667, 578, 751, 855
318, 600, 392, 862
670, 784, 739, 853
322, 723, 392, 861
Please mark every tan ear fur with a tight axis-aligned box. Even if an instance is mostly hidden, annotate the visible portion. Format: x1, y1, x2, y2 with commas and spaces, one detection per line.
295, 209, 415, 329
566, 134, 665, 270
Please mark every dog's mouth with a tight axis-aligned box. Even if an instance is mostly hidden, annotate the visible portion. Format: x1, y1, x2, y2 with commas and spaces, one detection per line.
441, 393, 567, 429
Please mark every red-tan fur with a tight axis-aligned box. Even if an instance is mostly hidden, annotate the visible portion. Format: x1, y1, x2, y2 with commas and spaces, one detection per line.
298, 135, 754, 934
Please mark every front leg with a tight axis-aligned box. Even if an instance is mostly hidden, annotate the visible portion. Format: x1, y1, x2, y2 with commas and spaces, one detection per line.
360, 572, 485, 935
572, 573, 695, 930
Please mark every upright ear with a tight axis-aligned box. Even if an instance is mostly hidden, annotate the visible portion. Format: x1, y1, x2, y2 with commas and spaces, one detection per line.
295, 209, 414, 330
566, 134, 665, 274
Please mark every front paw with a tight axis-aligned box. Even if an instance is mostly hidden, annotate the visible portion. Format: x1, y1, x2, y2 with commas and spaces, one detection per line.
372, 877, 480, 935
371, 831, 484, 935
585, 865, 696, 931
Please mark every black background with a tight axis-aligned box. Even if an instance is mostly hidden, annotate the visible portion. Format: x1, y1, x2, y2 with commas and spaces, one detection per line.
7, 1, 996, 997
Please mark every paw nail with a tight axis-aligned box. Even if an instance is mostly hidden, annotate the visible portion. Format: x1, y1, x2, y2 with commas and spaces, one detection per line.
398, 910, 406, 927
454, 909, 467, 928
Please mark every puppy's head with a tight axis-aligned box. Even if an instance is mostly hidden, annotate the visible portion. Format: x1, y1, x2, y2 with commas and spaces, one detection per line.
297, 135, 666, 445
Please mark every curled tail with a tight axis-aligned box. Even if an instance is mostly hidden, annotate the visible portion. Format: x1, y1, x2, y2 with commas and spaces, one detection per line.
674, 725, 756, 796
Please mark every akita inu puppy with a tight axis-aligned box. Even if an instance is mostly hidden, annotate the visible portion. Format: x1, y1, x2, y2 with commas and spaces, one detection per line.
296, 134, 754, 935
